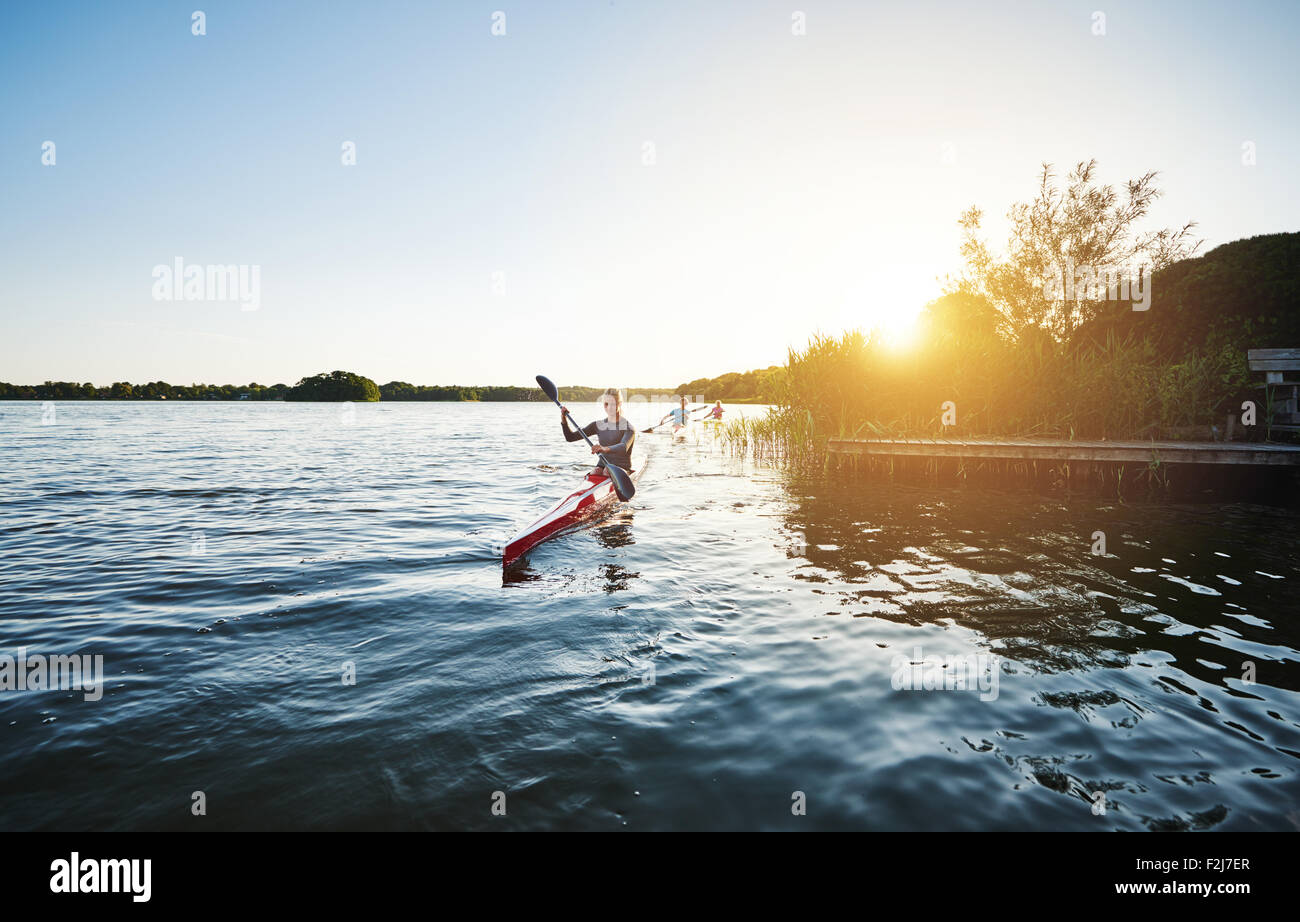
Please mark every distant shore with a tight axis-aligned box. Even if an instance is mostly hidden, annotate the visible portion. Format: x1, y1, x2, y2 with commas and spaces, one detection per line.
0, 391, 759, 403
1, 371, 766, 404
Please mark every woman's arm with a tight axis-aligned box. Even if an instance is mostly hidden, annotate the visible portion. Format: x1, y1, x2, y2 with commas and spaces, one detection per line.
609, 422, 635, 453
561, 412, 598, 443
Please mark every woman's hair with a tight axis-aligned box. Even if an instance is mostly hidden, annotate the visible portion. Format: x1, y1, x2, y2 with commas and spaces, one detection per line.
603, 387, 623, 423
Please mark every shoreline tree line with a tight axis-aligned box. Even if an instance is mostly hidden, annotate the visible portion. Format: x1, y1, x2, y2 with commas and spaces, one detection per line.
0, 371, 706, 404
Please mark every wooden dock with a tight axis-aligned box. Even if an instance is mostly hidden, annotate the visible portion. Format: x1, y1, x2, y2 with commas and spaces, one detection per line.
826, 437, 1300, 466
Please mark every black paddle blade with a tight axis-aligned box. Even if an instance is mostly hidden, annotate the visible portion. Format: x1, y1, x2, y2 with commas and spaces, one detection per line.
535, 375, 560, 403
603, 461, 636, 502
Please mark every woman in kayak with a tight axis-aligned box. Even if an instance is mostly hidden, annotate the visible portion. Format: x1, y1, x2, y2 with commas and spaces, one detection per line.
561, 387, 636, 478
704, 401, 724, 420
658, 396, 691, 430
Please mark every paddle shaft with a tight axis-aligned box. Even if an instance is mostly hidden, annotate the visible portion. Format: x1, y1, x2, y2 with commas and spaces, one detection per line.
558, 405, 611, 468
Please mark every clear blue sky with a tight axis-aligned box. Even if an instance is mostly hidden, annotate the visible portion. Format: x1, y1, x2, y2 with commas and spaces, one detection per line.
2, 0, 1297, 388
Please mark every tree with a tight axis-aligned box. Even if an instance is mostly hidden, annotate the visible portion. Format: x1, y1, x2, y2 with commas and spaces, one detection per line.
917, 291, 1003, 349
286, 370, 380, 402
381, 380, 417, 401
954, 159, 1200, 341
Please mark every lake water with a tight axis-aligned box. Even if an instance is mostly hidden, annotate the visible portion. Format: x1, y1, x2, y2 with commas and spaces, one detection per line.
2, 400, 1298, 830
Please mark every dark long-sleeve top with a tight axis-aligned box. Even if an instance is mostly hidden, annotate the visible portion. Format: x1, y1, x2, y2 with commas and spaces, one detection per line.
562, 415, 636, 470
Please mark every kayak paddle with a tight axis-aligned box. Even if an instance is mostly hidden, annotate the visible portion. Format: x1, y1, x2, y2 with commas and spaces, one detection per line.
536, 375, 636, 502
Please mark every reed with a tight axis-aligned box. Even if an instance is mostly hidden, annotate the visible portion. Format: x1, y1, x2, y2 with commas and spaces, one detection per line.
722, 322, 1251, 478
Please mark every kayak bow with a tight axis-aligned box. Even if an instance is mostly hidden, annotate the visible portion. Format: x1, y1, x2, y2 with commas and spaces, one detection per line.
503, 461, 646, 568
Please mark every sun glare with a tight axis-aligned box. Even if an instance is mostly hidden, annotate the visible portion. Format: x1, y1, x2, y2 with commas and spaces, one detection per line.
837, 264, 935, 353
877, 313, 921, 350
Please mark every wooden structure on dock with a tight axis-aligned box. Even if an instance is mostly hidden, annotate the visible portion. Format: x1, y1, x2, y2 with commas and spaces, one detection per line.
1248, 348, 1300, 436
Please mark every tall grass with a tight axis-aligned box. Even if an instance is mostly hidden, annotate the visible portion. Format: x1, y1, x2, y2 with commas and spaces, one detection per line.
721, 407, 817, 464
721, 325, 1251, 465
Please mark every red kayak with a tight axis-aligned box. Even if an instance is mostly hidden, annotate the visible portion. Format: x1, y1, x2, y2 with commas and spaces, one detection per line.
503, 461, 647, 568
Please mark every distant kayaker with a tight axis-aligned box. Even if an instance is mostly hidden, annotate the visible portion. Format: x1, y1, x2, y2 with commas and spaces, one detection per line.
705, 401, 724, 420
658, 396, 690, 429
561, 387, 636, 478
